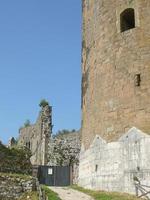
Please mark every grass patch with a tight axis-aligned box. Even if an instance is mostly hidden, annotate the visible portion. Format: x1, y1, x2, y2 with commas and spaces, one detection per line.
0, 172, 32, 181
71, 185, 140, 200
19, 192, 38, 200
0, 142, 32, 174
42, 185, 61, 200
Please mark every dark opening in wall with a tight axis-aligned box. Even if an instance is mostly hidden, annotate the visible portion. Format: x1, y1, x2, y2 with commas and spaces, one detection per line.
95, 164, 98, 172
135, 74, 141, 87
137, 166, 140, 171
26, 141, 31, 150
120, 8, 135, 32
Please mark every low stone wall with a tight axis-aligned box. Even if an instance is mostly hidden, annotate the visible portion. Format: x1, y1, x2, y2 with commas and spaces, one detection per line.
79, 127, 150, 196
0, 173, 33, 200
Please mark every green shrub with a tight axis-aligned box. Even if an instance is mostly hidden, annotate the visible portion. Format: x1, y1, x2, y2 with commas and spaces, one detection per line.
0, 143, 32, 175
39, 99, 49, 107
24, 119, 31, 127
42, 185, 61, 200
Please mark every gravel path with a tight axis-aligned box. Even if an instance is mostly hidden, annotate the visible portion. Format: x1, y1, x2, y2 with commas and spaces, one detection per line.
49, 187, 94, 200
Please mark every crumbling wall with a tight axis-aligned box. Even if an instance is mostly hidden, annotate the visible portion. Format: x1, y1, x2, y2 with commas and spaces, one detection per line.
0, 173, 33, 200
48, 131, 81, 166
79, 128, 150, 195
48, 131, 81, 183
18, 105, 52, 165
0, 142, 32, 175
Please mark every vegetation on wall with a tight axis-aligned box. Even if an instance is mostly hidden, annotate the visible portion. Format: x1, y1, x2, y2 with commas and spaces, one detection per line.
48, 130, 80, 166
49, 140, 79, 166
39, 99, 49, 107
0, 142, 32, 175
24, 119, 31, 127
54, 129, 76, 138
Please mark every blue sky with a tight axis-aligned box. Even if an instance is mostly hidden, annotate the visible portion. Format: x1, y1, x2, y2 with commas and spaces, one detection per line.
0, 0, 82, 144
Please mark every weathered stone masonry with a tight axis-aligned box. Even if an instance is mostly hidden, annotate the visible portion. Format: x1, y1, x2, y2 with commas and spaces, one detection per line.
0, 174, 33, 200
18, 104, 52, 165
79, 0, 150, 195
81, 0, 150, 149
79, 128, 150, 194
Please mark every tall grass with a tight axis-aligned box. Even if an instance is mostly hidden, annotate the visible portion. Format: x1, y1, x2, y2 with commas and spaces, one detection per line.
71, 185, 140, 200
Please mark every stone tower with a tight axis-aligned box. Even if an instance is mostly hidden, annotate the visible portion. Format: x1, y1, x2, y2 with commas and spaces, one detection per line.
18, 102, 52, 165
81, 0, 150, 149
79, 1, 150, 194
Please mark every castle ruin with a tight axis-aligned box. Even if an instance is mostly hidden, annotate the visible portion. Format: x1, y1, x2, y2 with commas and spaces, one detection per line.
17, 101, 81, 170
18, 101, 52, 166
79, 0, 150, 196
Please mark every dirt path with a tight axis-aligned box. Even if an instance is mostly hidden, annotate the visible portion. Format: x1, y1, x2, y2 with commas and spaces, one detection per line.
49, 187, 94, 200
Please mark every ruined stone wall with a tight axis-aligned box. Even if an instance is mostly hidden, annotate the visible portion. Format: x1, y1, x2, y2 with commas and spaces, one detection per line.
48, 131, 81, 166
79, 128, 150, 195
0, 173, 33, 200
18, 105, 52, 165
48, 131, 81, 184
82, 0, 150, 149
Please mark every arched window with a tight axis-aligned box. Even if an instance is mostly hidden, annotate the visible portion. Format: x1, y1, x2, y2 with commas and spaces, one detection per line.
120, 8, 135, 32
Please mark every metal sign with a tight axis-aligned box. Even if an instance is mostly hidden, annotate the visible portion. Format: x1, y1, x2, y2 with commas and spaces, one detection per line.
48, 168, 53, 175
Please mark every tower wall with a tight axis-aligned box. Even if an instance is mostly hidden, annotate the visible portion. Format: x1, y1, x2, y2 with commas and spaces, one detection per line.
81, 0, 150, 149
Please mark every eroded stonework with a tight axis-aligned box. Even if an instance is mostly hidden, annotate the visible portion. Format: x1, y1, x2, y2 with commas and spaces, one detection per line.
18, 104, 52, 165
81, 0, 150, 149
79, 128, 150, 195
48, 131, 81, 166
80, 0, 150, 195
0, 174, 33, 200
48, 131, 81, 184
